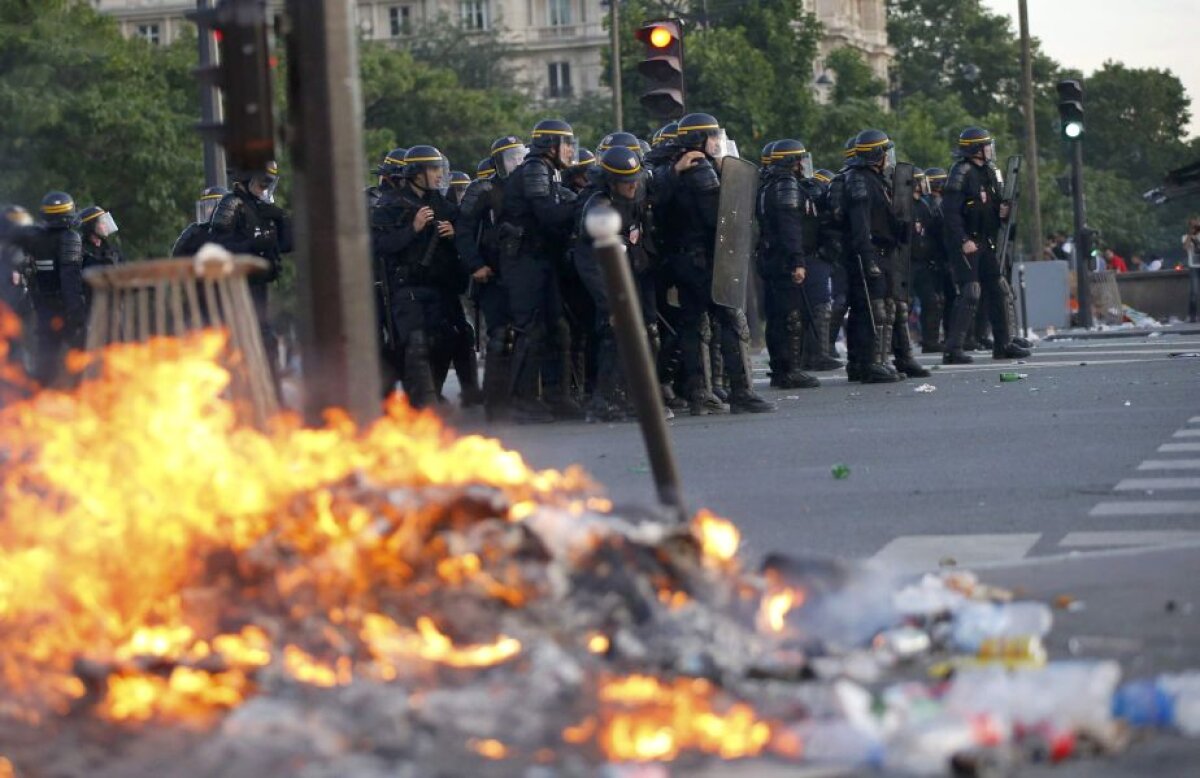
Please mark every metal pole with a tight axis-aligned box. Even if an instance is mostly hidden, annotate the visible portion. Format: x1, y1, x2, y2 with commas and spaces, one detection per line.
285, 0, 382, 425
196, 0, 225, 188
1018, 262, 1029, 338
610, 0, 623, 130
1070, 139, 1093, 328
1017, 0, 1043, 261
586, 205, 685, 520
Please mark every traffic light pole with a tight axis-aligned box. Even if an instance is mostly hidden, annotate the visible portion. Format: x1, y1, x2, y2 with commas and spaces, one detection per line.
1070, 138, 1093, 328
610, 0, 623, 130
195, 0, 225, 187
285, 0, 382, 425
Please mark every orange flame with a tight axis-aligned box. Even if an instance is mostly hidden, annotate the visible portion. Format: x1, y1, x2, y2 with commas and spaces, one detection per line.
691, 509, 740, 564
584, 675, 774, 762
361, 614, 522, 669
0, 331, 587, 722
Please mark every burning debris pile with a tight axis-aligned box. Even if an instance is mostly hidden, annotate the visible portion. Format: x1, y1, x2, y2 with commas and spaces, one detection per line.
1, 324, 1198, 777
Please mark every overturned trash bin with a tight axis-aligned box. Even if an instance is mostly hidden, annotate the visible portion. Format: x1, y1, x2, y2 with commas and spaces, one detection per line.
82, 245, 278, 427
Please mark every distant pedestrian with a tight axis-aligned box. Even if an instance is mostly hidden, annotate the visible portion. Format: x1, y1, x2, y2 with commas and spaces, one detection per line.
1183, 217, 1200, 322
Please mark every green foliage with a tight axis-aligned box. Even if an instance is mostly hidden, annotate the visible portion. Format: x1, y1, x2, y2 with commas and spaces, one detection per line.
0, 0, 202, 258
827, 48, 885, 104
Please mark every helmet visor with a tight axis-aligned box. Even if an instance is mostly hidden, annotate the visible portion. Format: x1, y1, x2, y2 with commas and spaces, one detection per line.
251, 172, 279, 203
799, 152, 814, 180
883, 146, 897, 175
196, 197, 220, 224
94, 212, 118, 238
495, 145, 527, 177
704, 129, 729, 160
983, 140, 996, 162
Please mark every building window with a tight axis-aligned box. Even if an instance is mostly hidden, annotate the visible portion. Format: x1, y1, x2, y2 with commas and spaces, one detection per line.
136, 23, 161, 45
460, 0, 490, 31
548, 0, 572, 27
389, 5, 411, 37
547, 61, 572, 98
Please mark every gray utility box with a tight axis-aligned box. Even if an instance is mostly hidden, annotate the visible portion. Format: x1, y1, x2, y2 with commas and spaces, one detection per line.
1013, 259, 1070, 331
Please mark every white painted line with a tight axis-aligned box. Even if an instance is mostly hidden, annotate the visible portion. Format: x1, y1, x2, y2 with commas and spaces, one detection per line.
870, 533, 1041, 573
1173, 429, 1200, 438
1189, 416, 1200, 424
1090, 501, 1200, 517
1138, 460, 1200, 471
1060, 531, 1200, 548
1159, 443, 1200, 453
1115, 477, 1200, 491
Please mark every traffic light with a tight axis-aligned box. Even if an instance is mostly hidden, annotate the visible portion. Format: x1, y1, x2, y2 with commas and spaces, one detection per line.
188, 0, 276, 171
1056, 79, 1084, 141
635, 19, 685, 120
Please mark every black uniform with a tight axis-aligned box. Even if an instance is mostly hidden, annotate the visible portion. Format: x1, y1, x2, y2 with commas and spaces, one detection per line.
209, 184, 293, 384
455, 175, 509, 415
496, 152, 578, 417
842, 164, 904, 382
15, 224, 86, 386
941, 159, 1014, 357
370, 183, 458, 408
911, 194, 948, 351
757, 166, 819, 389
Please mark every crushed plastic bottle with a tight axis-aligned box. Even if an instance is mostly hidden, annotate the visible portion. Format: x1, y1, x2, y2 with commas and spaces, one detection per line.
831, 463, 851, 479
952, 601, 1053, 651
944, 661, 1121, 734
1115, 672, 1200, 736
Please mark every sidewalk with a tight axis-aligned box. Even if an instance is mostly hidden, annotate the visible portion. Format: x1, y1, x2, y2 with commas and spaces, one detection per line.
1042, 322, 1200, 341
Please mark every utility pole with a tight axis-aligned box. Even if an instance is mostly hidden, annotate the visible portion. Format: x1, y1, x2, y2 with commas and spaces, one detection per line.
285, 0, 382, 424
610, 0, 623, 130
1017, 0, 1042, 261
195, 0, 225, 188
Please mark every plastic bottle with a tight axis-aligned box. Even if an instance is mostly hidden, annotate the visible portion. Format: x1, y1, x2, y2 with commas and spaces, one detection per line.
951, 601, 1053, 651
1115, 673, 1200, 736
1158, 673, 1200, 736
945, 661, 1121, 733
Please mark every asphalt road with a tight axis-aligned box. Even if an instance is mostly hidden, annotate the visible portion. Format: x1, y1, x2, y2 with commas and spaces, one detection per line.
455, 328, 1200, 571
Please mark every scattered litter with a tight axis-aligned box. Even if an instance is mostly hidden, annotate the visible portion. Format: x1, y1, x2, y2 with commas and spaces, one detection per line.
1124, 401, 1131, 407
913, 383, 937, 393
1079, 362, 1088, 366
1054, 594, 1085, 612
1122, 304, 1163, 328
1169, 352, 1200, 359
628, 464, 649, 474
831, 463, 851, 480
784, 395, 801, 400
1149, 331, 1163, 338
999, 372, 1028, 382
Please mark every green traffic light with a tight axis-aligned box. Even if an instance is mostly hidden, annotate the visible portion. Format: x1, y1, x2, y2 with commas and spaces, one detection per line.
1064, 121, 1083, 139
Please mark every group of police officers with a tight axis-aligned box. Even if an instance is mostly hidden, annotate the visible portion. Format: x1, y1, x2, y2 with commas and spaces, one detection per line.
0, 111, 1032, 420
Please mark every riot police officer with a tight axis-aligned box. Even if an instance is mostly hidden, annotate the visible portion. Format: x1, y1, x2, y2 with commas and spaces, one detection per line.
370, 144, 457, 409
912, 168, 948, 352
597, 132, 641, 155
367, 148, 407, 211
0, 205, 34, 373
573, 146, 659, 421
475, 157, 497, 181
842, 129, 904, 383
564, 148, 596, 194
448, 171, 472, 205
210, 161, 293, 384
941, 127, 1031, 363
806, 168, 844, 370
172, 186, 229, 257
825, 138, 860, 366
77, 206, 123, 314
890, 174, 931, 378
15, 192, 86, 386
758, 139, 820, 390
655, 112, 774, 414
497, 119, 583, 423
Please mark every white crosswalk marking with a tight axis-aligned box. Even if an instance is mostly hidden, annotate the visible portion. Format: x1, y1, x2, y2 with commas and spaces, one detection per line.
870, 533, 1041, 572
1115, 477, 1200, 491
1138, 459, 1200, 470
1173, 429, 1200, 438
1089, 501, 1200, 517
1060, 531, 1200, 548
1158, 443, 1200, 453
1190, 416, 1200, 424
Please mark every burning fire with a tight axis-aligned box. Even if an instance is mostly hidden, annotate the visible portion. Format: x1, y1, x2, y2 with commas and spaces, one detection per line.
692, 509, 740, 564
584, 675, 776, 762
0, 330, 587, 723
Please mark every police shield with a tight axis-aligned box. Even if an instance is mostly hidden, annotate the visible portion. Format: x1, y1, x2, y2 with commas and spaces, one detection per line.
712, 155, 759, 308
995, 155, 1023, 271
891, 161, 916, 227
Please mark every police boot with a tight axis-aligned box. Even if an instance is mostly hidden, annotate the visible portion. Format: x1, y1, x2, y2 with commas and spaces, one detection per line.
688, 376, 729, 416
586, 333, 630, 423
727, 317, 777, 413
891, 302, 931, 378
803, 303, 844, 371
943, 290, 978, 365
864, 300, 902, 383
401, 330, 438, 409
993, 341, 1032, 360
780, 310, 819, 389
483, 327, 514, 421
452, 329, 483, 408
510, 327, 555, 424
698, 314, 727, 411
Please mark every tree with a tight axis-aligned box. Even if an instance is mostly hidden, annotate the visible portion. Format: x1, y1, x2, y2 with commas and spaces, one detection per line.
0, 0, 202, 259
826, 48, 885, 104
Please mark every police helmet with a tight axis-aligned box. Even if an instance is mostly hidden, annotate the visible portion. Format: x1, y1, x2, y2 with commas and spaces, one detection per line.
376, 147, 408, 177
449, 171, 471, 189
598, 147, 644, 200
676, 113, 722, 153
925, 167, 948, 193
760, 140, 780, 167
402, 145, 450, 193
77, 205, 119, 239
3, 205, 33, 228
476, 157, 497, 180
654, 121, 680, 147
39, 191, 76, 228
813, 169, 834, 185
195, 186, 229, 224
957, 126, 995, 160
638, 139, 651, 159
769, 139, 814, 179
490, 135, 527, 179
597, 131, 640, 154
530, 119, 576, 165
853, 129, 896, 170
569, 148, 597, 171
